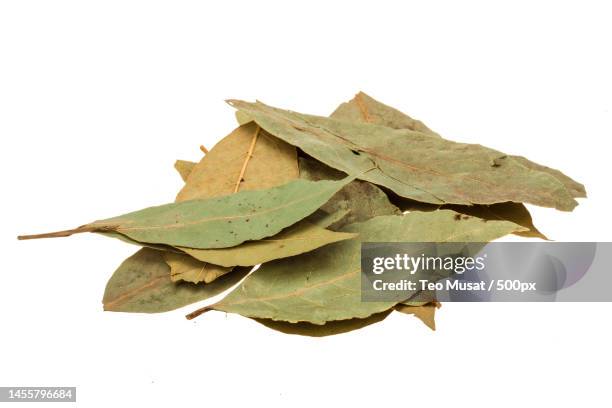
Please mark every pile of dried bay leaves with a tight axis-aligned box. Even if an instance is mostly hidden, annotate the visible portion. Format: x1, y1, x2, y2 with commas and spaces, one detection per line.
19, 92, 585, 335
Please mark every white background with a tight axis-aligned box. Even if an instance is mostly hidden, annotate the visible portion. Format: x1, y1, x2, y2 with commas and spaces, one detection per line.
1, 1, 611, 407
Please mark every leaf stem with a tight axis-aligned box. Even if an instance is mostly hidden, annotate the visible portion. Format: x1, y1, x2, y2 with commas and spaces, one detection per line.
17, 225, 98, 240
16, 224, 117, 240
185, 306, 211, 320
233, 125, 261, 193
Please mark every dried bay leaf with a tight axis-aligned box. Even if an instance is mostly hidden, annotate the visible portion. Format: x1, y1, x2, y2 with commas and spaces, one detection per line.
187, 210, 525, 324
331, 93, 573, 239
179, 220, 356, 267
18, 177, 353, 248
510, 155, 586, 198
228, 99, 578, 211
176, 122, 298, 201
20, 94, 585, 334
444, 202, 546, 239
166, 199, 354, 272
395, 301, 441, 331
174, 160, 197, 182
235, 110, 253, 125
332, 91, 586, 199
394, 199, 548, 240
163, 251, 232, 284
331, 91, 439, 135
299, 156, 401, 229
102, 248, 248, 313
168, 124, 298, 281
97, 230, 177, 252
100, 229, 234, 284
253, 310, 393, 337
162, 122, 302, 280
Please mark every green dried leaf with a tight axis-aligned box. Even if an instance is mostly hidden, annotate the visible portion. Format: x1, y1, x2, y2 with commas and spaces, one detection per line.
167, 123, 299, 280
174, 160, 197, 182
228, 99, 578, 211
177, 122, 298, 201
163, 251, 232, 284
99, 230, 235, 284
188, 210, 525, 324
395, 199, 548, 240
164, 210, 353, 277
98, 230, 177, 252
165, 134, 352, 267
229, 100, 577, 211
445, 202, 547, 239
180, 220, 356, 267
332, 91, 585, 199
330, 92, 567, 239
18, 177, 353, 248
102, 248, 248, 313
510, 155, 586, 198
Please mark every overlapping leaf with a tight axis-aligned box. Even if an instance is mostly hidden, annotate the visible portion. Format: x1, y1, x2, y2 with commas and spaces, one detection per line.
329, 92, 587, 238
299, 156, 401, 229
255, 302, 439, 336
188, 210, 526, 324
133, 199, 355, 269
394, 199, 548, 239
166, 146, 357, 269
177, 122, 298, 201
229, 99, 579, 211
18, 177, 353, 248
180, 220, 356, 267
253, 310, 393, 337
163, 251, 232, 284
102, 248, 248, 313
19, 93, 587, 335
330, 91, 585, 199
165, 123, 299, 281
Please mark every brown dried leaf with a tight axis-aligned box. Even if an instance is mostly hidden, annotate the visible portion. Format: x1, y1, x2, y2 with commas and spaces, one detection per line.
163, 251, 232, 284
176, 122, 298, 201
